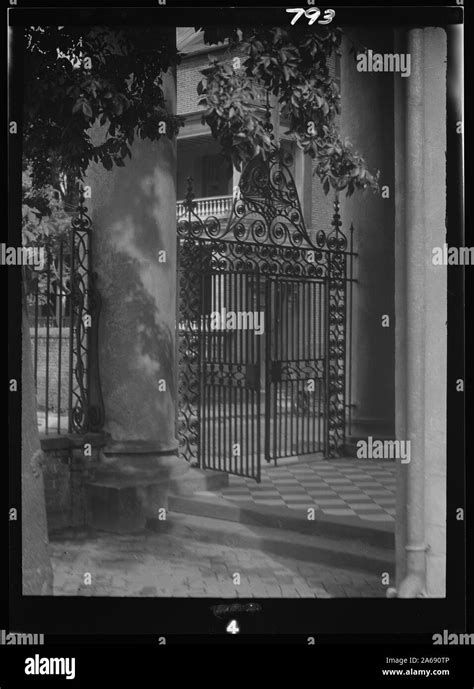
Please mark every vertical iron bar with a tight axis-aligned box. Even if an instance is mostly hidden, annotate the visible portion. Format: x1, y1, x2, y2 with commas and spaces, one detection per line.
223, 272, 228, 475
348, 224, 354, 439
232, 269, 236, 475
256, 271, 261, 483
201, 259, 206, 470
239, 270, 244, 477
199, 245, 205, 471
68, 228, 75, 434
255, 272, 260, 477
312, 281, 317, 452
302, 281, 315, 453
214, 266, 219, 473
229, 269, 233, 475
305, 280, 309, 454
231, 272, 236, 476
282, 280, 287, 459
342, 254, 348, 453
264, 277, 270, 463
288, 281, 298, 456
205, 266, 209, 470
57, 241, 64, 434
34, 282, 39, 384
45, 248, 51, 434
272, 279, 277, 464
280, 281, 284, 459
252, 273, 256, 477
212, 266, 217, 472
324, 262, 330, 457
317, 281, 321, 451
301, 279, 304, 454
278, 280, 281, 460
244, 273, 248, 478
226, 269, 231, 474
274, 280, 277, 461
296, 280, 300, 456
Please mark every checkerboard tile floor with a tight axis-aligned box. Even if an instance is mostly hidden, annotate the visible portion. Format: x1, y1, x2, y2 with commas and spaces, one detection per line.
219, 460, 396, 522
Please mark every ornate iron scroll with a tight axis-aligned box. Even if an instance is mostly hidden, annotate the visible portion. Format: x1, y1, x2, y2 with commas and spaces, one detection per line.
176, 234, 203, 465
177, 149, 353, 468
178, 150, 317, 250
69, 191, 105, 433
326, 196, 348, 456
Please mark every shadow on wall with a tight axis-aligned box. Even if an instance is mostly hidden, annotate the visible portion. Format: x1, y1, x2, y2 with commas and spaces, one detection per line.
127, 277, 176, 404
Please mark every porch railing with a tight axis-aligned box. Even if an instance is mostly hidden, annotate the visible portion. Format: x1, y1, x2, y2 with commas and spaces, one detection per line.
177, 195, 233, 218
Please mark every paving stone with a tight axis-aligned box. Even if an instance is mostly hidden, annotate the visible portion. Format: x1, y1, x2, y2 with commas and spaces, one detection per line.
275, 575, 296, 585
51, 514, 386, 599
323, 584, 348, 597
278, 586, 301, 597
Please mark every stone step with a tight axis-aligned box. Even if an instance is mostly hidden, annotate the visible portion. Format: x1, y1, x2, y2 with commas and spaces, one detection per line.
169, 467, 229, 495
166, 493, 393, 549
148, 508, 394, 577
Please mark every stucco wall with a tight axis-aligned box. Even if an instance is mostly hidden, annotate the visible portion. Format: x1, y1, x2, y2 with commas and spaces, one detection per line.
340, 27, 396, 438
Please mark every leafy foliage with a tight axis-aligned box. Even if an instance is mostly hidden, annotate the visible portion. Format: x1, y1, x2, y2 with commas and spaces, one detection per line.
197, 25, 379, 196
22, 171, 73, 299
23, 24, 378, 201
23, 26, 184, 189
22, 172, 71, 249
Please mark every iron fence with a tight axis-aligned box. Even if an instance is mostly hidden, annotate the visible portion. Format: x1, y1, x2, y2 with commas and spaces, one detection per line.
26, 194, 104, 435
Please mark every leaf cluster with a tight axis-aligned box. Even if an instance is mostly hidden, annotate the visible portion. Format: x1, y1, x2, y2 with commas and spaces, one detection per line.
197, 25, 379, 195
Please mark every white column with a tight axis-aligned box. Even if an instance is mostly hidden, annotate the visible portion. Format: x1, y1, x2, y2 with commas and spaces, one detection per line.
395, 27, 447, 598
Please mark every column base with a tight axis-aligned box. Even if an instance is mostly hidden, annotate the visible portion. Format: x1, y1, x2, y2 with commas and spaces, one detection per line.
86, 441, 188, 533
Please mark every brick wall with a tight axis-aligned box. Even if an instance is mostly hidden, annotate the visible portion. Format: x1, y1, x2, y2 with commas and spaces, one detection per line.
178, 53, 209, 115
177, 46, 243, 115
32, 328, 71, 413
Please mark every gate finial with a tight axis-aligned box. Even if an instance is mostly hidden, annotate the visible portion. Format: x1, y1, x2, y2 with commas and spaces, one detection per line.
263, 90, 275, 142
184, 177, 196, 215
327, 192, 347, 251
331, 193, 342, 236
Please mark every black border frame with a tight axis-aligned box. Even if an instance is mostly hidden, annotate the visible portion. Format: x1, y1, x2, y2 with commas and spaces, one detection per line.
5, 0, 468, 644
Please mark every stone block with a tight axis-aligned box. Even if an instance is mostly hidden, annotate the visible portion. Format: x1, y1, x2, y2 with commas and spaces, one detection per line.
169, 467, 229, 496
87, 481, 146, 533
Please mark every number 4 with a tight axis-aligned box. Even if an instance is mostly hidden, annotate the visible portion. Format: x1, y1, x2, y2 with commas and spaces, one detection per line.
226, 619, 240, 634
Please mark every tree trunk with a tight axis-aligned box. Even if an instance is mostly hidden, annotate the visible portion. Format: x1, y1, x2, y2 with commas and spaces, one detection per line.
21, 288, 53, 595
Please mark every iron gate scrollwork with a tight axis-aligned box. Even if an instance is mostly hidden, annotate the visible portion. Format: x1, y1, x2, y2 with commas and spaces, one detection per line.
69, 190, 105, 433
177, 149, 354, 482
28, 187, 105, 435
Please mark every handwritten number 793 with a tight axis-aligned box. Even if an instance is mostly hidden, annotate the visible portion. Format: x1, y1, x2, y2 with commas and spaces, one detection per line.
286, 8, 336, 25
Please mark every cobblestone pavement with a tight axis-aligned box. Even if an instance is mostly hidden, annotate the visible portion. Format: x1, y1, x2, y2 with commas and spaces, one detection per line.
51, 513, 386, 598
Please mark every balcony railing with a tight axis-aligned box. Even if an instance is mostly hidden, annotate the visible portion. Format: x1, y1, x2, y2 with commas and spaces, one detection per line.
177, 195, 233, 218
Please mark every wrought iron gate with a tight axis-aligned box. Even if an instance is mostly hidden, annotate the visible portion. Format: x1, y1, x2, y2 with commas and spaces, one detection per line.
265, 274, 326, 461
177, 150, 354, 482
